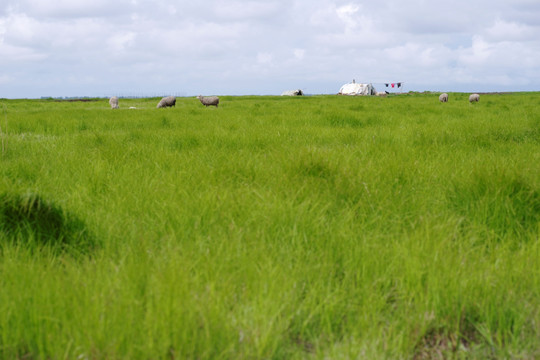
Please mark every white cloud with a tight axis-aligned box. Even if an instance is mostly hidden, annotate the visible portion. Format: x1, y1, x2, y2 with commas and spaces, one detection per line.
336, 4, 360, 29
458, 36, 493, 66
293, 49, 305, 60
7, 0, 135, 19
107, 31, 136, 53
484, 19, 537, 42
2, 13, 38, 45
213, 1, 281, 20
257, 52, 273, 65
0, 0, 539, 97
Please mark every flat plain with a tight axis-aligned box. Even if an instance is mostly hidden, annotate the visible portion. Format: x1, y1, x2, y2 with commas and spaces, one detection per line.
0, 93, 539, 359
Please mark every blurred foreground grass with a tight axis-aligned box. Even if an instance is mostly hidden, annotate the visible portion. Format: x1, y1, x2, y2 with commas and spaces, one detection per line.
0, 93, 539, 359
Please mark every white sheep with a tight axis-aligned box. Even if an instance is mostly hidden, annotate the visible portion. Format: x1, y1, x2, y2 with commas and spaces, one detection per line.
197, 95, 219, 107
469, 93, 480, 103
281, 89, 303, 96
439, 93, 448, 102
376, 91, 388, 97
157, 96, 176, 108
109, 96, 119, 109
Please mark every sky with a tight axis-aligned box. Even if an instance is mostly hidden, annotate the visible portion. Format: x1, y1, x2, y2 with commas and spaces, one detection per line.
1, 0, 540, 98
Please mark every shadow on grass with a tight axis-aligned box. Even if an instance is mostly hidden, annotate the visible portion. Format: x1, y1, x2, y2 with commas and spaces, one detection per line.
0, 192, 97, 256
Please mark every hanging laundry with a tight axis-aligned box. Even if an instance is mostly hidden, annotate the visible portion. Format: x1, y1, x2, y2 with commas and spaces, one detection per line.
385, 83, 389, 87
391, 83, 395, 88
397, 82, 402, 88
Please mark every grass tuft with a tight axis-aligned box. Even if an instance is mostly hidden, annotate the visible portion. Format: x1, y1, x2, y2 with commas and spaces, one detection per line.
448, 171, 540, 239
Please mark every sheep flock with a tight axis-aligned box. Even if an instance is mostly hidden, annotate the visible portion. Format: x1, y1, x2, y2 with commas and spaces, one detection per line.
107, 92, 483, 110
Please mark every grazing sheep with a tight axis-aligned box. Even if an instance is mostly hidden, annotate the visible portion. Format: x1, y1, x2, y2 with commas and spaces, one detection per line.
376, 91, 388, 97
439, 93, 448, 102
281, 89, 304, 96
157, 96, 176, 108
469, 93, 480, 103
197, 95, 219, 107
109, 96, 119, 109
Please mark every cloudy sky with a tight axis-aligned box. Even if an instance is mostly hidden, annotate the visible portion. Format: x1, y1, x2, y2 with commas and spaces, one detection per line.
1, 0, 539, 98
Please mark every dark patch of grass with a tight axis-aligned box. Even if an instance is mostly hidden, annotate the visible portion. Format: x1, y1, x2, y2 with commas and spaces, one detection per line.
160, 116, 171, 128
326, 113, 374, 128
292, 150, 336, 181
0, 192, 96, 256
290, 334, 316, 354
413, 328, 481, 360
78, 121, 88, 131
447, 172, 540, 239
348, 104, 365, 111
414, 307, 488, 359
490, 128, 540, 144
170, 136, 200, 152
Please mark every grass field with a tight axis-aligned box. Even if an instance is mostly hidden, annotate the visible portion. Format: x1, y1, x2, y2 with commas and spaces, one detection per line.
0, 93, 539, 359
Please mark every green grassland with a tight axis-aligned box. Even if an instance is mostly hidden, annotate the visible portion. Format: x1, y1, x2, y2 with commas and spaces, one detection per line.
0, 93, 539, 359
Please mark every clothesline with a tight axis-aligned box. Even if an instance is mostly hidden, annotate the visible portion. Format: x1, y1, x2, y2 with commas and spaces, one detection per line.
348, 79, 405, 92
382, 82, 403, 89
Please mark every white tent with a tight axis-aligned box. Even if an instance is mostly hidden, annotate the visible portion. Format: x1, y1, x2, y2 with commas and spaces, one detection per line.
338, 82, 377, 96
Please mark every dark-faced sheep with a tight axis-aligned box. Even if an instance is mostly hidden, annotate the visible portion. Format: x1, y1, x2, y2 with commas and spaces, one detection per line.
469, 93, 480, 103
109, 96, 119, 109
281, 89, 303, 96
157, 96, 176, 108
197, 95, 219, 107
439, 93, 448, 102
